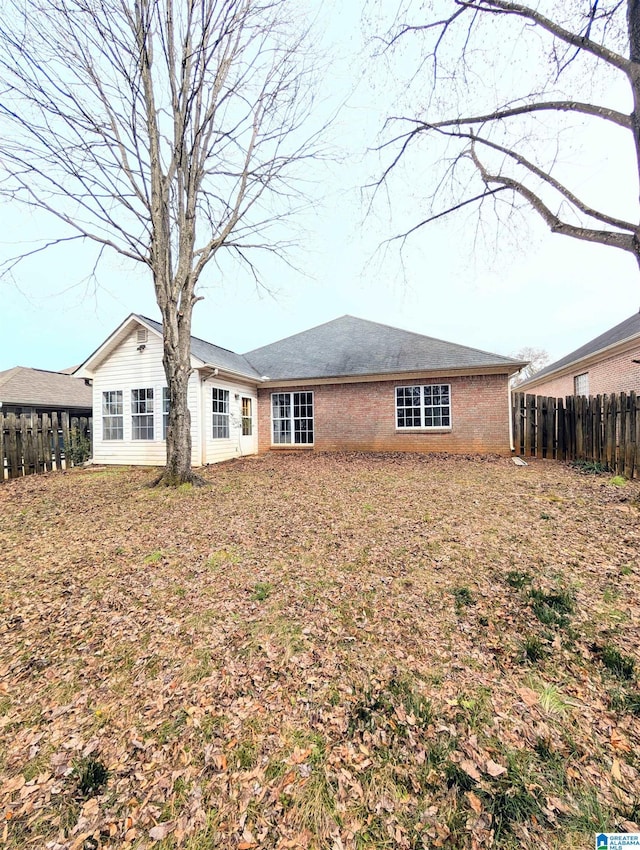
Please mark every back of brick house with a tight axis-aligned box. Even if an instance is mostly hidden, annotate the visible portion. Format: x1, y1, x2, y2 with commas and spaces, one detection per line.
257, 374, 512, 457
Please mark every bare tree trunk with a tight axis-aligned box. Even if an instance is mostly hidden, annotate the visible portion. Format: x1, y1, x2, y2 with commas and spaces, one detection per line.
159, 305, 197, 486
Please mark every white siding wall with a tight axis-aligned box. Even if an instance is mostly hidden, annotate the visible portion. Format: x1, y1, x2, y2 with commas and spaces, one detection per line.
91, 329, 201, 467
202, 376, 258, 464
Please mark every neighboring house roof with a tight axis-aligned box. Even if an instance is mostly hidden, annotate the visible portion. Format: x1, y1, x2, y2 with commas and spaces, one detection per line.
243, 315, 525, 381
0, 366, 92, 409
140, 316, 262, 380
519, 310, 640, 389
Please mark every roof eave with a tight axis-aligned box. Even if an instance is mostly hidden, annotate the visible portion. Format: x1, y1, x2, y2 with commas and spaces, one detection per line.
260, 363, 524, 388
197, 364, 261, 384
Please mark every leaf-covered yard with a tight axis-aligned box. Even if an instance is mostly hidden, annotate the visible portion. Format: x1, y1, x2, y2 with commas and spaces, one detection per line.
1, 452, 639, 850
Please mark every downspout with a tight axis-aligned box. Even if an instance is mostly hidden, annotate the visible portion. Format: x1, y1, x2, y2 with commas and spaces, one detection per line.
200, 372, 209, 466
508, 377, 515, 452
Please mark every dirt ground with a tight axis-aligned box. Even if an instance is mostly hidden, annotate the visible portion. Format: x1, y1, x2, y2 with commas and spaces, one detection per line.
1, 452, 639, 849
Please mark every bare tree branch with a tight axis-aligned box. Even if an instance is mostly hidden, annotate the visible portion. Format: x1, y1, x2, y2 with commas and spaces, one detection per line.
372, 0, 640, 273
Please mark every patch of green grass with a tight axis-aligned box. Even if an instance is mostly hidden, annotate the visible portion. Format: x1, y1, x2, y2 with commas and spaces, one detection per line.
23, 750, 52, 782
534, 737, 567, 783
70, 756, 109, 798
593, 644, 636, 680
454, 688, 491, 729
529, 587, 574, 629
521, 634, 547, 663
565, 788, 611, 834
251, 581, 273, 602
155, 709, 188, 744
206, 548, 241, 569
603, 586, 620, 603
444, 760, 476, 792
451, 585, 474, 611
536, 682, 571, 716
610, 475, 627, 487
505, 569, 532, 589
144, 550, 164, 564
347, 675, 433, 738
187, 649, 214, 682
235, 739, 258, 770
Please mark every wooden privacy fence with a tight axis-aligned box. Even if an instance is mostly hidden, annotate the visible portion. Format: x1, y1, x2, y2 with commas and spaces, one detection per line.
512, 391, 639, 478
1, 412, 92, 480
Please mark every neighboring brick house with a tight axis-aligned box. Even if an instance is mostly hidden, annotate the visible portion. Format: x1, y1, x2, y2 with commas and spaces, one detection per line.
0, 366, 92, 418
517, 310, 640, 398
76, 314, 526, 466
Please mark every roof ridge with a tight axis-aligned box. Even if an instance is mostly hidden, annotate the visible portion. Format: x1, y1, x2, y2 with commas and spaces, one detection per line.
137, 314, 243, 357
245, 314, 521, 364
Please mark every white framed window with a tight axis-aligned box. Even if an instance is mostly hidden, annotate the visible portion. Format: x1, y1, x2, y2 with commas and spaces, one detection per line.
162, 387, 170, 440
396, 384, 451, 429
102, 390, 123, 440
132, 388, 154, 440
271, 392, 314, 444
212, 387, 230, 438
574, 373, 589, 396
241, 397, 253, 436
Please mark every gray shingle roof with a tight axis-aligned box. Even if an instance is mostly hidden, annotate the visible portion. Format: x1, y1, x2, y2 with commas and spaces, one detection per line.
243, 315, 524, 380
138, 316, 262, 380
0, 367, 92, 409
520, 310, 640, 386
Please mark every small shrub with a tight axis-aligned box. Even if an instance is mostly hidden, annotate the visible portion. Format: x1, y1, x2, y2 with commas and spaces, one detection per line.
68, 428, 91, 466
71, 756, 108, 798
593, 644, 636, 680
570, 459, 609, 475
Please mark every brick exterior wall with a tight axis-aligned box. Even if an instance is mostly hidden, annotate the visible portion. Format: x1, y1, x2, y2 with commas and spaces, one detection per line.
522, 342, 640, 398
257, 374, 513, 456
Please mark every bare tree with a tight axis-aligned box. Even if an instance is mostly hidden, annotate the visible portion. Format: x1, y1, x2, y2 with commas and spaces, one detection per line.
372, 0, 640, 269
0, 0, 321, 485
511, 346, 550, 385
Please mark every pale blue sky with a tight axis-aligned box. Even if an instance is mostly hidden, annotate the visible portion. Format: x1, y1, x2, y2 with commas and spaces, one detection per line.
1, 0, 638, 373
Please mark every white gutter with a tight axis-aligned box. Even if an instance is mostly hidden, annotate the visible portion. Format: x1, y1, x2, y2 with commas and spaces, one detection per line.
508, 380, 515, 452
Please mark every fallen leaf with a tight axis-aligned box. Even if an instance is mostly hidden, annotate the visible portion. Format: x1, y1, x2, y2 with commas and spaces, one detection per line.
459, 760, 482, 782
467, 791, 483, 814
149, 821, 175, 841
611, 729, 631, 753
517, 687, 539, 707
486, 759, 507, 777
